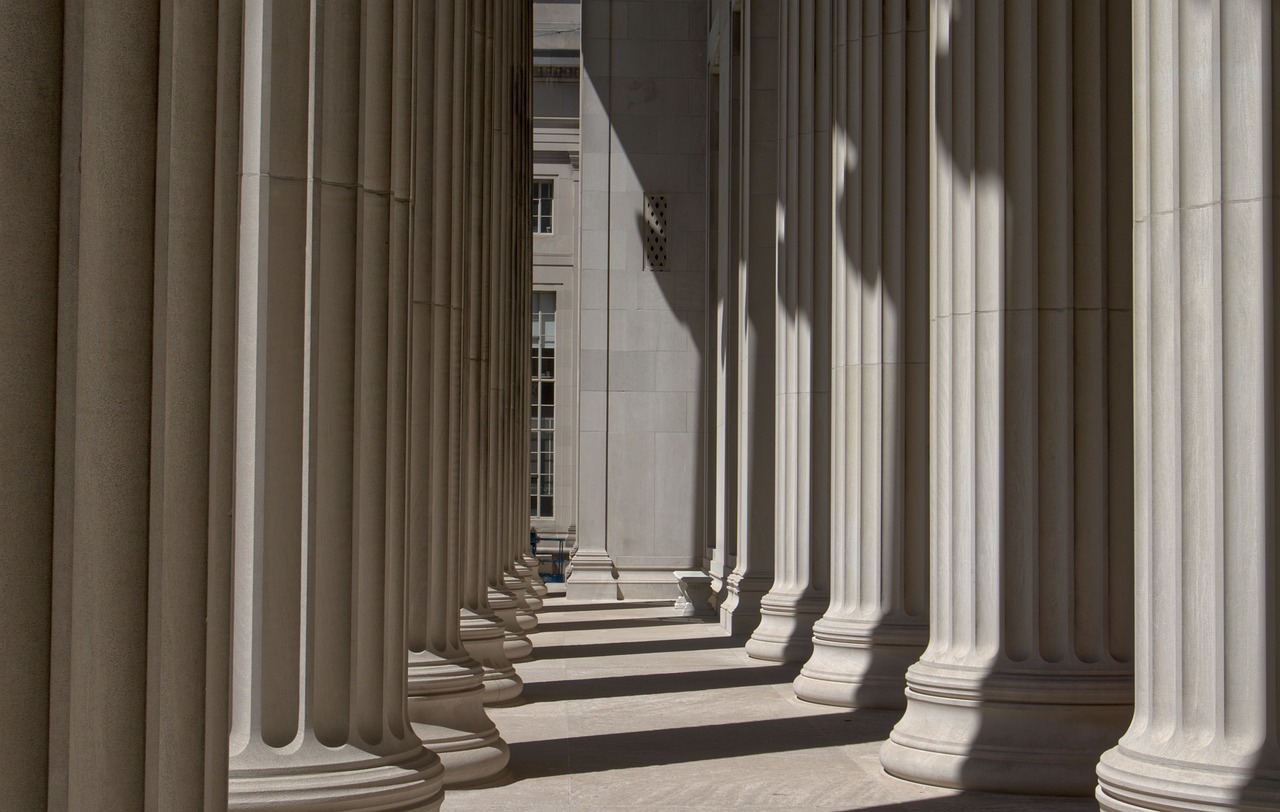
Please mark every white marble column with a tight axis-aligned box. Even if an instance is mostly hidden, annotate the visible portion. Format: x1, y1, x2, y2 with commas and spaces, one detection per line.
720, 0, 780, 637
746, 0, 832, 663
227, 4, 443, 807
794, 0, 929, 710
1096, 2, 1280, 809
881, 0, 1133, 796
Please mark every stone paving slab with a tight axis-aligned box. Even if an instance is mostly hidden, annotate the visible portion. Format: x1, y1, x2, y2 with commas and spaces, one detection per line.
442, 596, 1097, 811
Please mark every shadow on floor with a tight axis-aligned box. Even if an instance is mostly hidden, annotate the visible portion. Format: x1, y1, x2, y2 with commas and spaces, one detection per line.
541, 616, 715, 633
522, 662, 802, 702
505, 711, 899, 780
537, 599, 672, 613
839, 793, 1096, 811
532, 634, 743, 661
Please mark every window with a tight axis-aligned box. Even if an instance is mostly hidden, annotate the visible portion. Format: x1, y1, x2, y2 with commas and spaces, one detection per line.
532, 180, 553, 234
530, 292, 556, 517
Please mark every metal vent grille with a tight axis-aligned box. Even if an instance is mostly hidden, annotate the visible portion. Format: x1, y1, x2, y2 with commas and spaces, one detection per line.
643, 193, 669, 271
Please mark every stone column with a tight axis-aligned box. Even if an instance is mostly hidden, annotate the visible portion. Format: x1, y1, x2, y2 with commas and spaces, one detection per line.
721, 0, 779, 637
459, 0, 525, 703
746, 0, 832, 663
227, 4, 443, 807
710, 0, 743, 607
493, 0, 541, 633
405, 1, 511, 783
0, 3, 63, 807
51, 4, 161, 806
508, 8, 548, 611
1096, 3, 1280, 809
794, 0, 930, 710
480, 0, 534, 661
881, 0, 1133, 796
567, 0, 621, 601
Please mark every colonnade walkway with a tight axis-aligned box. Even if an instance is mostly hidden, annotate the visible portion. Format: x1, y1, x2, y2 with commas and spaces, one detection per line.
443, 595, 1094, 811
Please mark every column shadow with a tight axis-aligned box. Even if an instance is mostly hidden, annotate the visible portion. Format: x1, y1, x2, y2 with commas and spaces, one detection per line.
537, 599, 671, 613
532, 634, 744, 661
541, 615, 711, 633
521, 662, 802, 702
504, 711, 899, 779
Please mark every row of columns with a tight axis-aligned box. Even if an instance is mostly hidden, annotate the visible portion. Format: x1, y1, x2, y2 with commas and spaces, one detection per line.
0, 1, 539, 809
711, 0, 1279, 806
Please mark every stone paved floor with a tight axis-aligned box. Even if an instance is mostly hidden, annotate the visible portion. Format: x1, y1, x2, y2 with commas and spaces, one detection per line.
442, 593, 1097, 811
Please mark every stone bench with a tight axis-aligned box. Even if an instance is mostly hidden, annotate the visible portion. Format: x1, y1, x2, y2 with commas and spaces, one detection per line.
672, 570, 716, 618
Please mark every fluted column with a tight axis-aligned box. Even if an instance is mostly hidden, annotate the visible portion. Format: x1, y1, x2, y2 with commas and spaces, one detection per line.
745, 0, 832, 663
881, 0, 1133, 795
1096, 3, 1280, 809
458, 0, 524, 704
509, 7, 548, 610
227, 4, 443, 807
794, 0, 929, 710
720, 0, 779, 637
480, 0, 534, 662
1, 4, 63, 807
404, 0, 510, 787
494, 0, 542, 633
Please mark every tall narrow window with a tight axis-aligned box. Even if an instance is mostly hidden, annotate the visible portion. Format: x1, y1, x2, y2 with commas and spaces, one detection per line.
532, 179, 553, 234
530, 291, 556, 518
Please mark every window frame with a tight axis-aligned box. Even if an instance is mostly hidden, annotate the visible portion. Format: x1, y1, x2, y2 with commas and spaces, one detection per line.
532, 179, 554, 235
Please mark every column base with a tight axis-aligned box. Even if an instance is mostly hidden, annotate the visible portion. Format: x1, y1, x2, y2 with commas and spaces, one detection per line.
503, 570, 540, 629
229, 741, 444, 811
793, 616, 925, 709
707, 557, 732, 602
718, 572, 771, 637
508, 562, 544, 613
487, 585, 533, 662
744, 590, 826, 663
881, 660, 1131, 797
521, 553, 549, 598
1096, 742, 1280, 811
407, 653, 510, 788
459, 608, 522, 704
565, 547, 619, 600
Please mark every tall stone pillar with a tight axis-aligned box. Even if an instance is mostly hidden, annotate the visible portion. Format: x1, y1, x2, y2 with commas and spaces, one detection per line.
1097, 3, 1280, 809
479, 0, 534, 661
721, 0, 779, 637
745, 0, 832, 663
881, 0, 1133, 795
710, 0, 743, 607
1, 4, 63, 807
458, 0, 525, 703
492, 0, 541, 634
567, 0, 620, 601
405, 0, 511, 787
508, 6, 547, 613
227, 4, 443, 807
794, 0, 929, 710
